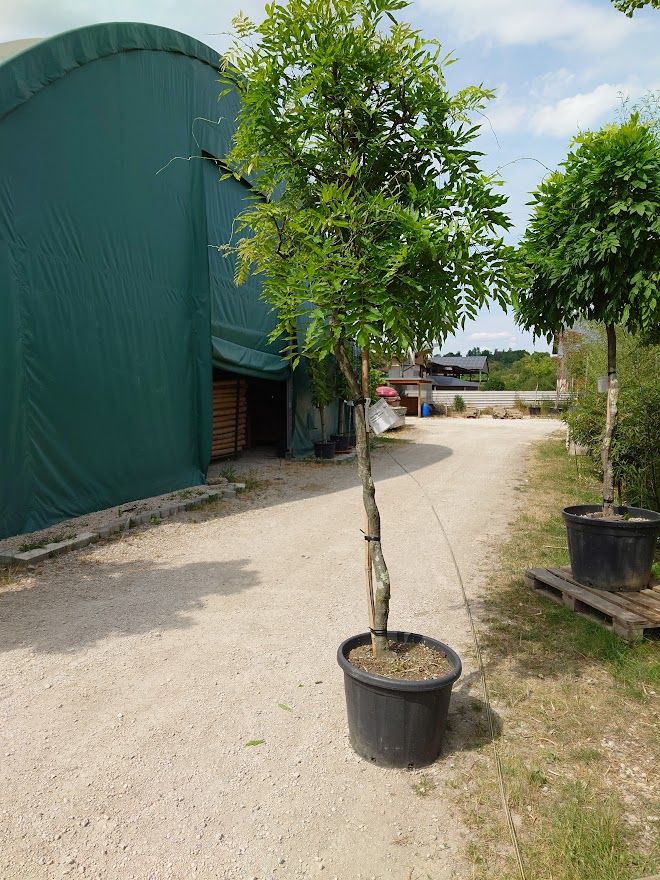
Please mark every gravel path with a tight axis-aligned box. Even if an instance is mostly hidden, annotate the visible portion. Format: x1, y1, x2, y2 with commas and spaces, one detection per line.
0, 417, 560, 880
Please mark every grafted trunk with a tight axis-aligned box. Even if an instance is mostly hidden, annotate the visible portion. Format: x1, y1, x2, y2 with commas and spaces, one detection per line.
334, 340, 391, 656
601, 324, 619, 516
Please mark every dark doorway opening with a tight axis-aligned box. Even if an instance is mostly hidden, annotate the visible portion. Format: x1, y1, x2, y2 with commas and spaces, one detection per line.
246, 377, 287, 455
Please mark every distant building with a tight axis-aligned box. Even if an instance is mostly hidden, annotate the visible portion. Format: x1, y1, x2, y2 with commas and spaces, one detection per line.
388, 354, 489, 387
426, 355, 489, 385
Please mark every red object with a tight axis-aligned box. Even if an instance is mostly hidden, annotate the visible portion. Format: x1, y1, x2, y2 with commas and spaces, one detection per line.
376, 386, 397, 397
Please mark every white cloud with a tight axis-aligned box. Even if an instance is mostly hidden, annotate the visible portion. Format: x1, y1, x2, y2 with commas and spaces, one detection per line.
530, 68, 576, 101
483, 76, 644, 139
486, 101, 528, 135
530, 82, 629, 136
469, 331, 514, 341
422, 0, 635, 52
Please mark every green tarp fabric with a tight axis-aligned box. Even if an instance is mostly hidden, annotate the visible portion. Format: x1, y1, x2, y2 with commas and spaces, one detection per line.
201, 158, 291, 381
0, 22, 301, 540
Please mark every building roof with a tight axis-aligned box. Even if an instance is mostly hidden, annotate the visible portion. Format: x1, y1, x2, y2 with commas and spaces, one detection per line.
428, 375, 480, 389
428, 355, 489, 372
0, 23, 220, 121
0, 38, 43, 64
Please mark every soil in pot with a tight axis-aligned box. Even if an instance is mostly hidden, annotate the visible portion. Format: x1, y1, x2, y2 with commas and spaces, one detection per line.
314, 440, 336, 460
348, 640, 454, 680
563, 504, 660, 590
338, 631, 462, 768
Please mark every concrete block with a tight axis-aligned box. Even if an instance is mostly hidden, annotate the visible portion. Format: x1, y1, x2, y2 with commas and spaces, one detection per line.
43, 540, 71, 556
70, 532, 98, 549
131, 511, 152, 525
13, 548, 51, 564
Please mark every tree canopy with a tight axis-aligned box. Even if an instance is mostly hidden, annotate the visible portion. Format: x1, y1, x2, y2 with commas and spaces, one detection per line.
611, 0, 659, 16
516, 115, 660, 341
220, 0, 513, 367
485, 352, 556, 390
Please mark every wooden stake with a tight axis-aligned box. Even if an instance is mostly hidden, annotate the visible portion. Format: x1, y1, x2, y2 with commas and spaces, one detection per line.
360, 349, 377, 651
364, 512, 376, 635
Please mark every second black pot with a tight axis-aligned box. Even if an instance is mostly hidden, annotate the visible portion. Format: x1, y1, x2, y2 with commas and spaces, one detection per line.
314, 440, 336, 460
563, 504, 660, 591
331, 434, 350, 452
337, 631, 462, 768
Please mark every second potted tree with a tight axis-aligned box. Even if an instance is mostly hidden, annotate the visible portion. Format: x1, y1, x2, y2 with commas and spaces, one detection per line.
517, 114, 660, 590
309, 358, 336, 460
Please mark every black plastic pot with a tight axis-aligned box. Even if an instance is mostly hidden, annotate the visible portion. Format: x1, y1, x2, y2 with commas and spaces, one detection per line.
347, 432, 356, 448
314, 440, 336, 460
528, 405, 541, 416
563, 504, 660, 591
337, 631, 462, 768
331, 434, 350, 452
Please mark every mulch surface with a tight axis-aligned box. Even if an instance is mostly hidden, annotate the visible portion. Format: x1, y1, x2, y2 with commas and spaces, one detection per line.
347, 641, 453, 680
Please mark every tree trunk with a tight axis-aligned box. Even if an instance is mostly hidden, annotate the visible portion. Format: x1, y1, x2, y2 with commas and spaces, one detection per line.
601, 324, 619, 516
334, 340, 391, 656
319, 406, 325, 443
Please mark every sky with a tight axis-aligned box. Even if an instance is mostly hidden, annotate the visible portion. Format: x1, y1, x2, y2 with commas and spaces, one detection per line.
2, 0, 659, 355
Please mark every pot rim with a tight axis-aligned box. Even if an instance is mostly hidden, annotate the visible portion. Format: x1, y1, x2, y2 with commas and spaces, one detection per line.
337, 630, 462, 692
563, 504, 660, 529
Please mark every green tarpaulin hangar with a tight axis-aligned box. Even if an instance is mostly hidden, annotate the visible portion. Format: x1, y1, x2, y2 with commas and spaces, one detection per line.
0, 22, 322, 541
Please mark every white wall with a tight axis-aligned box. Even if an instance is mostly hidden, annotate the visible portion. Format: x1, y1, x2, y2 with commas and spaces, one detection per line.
432, 390, 569, 410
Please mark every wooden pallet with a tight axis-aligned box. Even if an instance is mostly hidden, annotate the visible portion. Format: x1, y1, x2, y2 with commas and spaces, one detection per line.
524, 567, 660, 641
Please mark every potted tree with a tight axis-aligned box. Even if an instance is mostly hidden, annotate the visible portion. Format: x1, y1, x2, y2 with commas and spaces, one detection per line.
517, 114, 660, 591
308, 357, 336, 459
220, 0, 512, 765
331, 358, 354, 452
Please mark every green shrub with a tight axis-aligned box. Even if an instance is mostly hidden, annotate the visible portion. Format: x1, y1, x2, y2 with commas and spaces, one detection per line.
484, 376, 506, 390
453, 395, 466, 412
565, 328, 660, 510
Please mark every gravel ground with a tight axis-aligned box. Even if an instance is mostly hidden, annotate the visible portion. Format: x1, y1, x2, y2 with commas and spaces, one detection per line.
0, 417, 560, 880
0, 488, 221, 556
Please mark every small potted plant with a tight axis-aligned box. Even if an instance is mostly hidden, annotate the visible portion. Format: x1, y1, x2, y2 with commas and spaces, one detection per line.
517, 114, 660, 590
222, 0, 512, 765
308, 358, 336, 460
331, 357, 353, 452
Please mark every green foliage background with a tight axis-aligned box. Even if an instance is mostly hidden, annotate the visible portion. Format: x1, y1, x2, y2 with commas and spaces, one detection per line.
564, 327, 660, 510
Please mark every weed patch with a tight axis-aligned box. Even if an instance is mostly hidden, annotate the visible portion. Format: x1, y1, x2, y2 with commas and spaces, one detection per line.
18, 531, 75, 553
